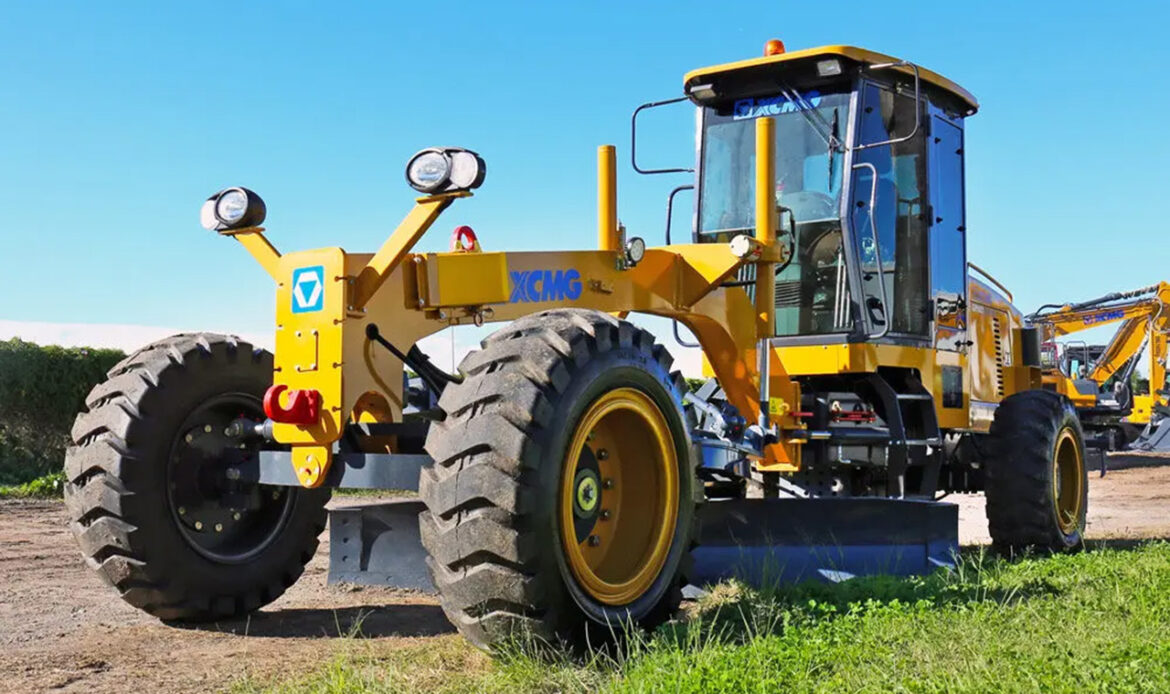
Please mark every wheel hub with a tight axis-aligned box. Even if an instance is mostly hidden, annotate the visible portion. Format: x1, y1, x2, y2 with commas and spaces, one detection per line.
167, 393, 294, 564
560, 388, 679, 606
574, 471, 600, 515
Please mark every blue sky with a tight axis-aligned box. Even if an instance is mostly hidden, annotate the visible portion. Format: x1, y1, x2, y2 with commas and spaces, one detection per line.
1, 1, 1167, 366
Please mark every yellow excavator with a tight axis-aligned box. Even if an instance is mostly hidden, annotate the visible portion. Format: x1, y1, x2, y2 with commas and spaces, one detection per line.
1029, 283, 1170, 451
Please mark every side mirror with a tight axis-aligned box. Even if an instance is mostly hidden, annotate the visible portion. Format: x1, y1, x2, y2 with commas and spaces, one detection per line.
630, 96, 695, 175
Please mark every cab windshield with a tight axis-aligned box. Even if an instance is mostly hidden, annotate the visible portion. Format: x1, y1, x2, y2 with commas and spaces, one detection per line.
699, 89, 852, 336
699, 89, 849, 234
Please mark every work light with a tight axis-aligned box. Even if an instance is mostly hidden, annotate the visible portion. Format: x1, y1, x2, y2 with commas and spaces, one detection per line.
625, 236, 646, 266
405, 147, 486, 194
200, 187, 267, 232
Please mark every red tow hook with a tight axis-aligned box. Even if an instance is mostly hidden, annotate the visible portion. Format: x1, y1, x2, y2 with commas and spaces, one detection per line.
263, 385, 320, 425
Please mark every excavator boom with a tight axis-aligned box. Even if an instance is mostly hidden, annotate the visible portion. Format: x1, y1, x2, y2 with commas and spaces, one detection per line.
1030, 282, 1170, 451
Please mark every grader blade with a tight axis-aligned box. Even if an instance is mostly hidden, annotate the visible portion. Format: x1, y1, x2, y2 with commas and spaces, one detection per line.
326, 497, 958, 592
688, 497, 958, 588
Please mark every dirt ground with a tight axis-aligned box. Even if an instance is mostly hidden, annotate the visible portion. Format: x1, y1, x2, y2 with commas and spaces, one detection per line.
4, 455, 1170, 694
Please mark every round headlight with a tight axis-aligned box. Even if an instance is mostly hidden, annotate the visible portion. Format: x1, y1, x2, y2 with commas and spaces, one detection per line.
448, 151, 483, 189
405, 147, 486, 194
406, 151, 452, 193
625, 236, 646, 266
215, 189, 249, 224
200, 187, 267, 232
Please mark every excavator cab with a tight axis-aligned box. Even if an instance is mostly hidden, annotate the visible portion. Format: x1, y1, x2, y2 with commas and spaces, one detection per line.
684, 46, 977, 347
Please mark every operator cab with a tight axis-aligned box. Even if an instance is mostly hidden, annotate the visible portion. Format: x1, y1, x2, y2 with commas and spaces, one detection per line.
684, 45, 978, 347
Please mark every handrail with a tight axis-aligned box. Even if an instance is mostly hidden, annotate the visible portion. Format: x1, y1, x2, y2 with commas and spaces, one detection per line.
853, 161, 890, 339
967, 262, 1013, 302
853, 62, 922, 151
664, 183, 700, 348
664, 184, 694, 245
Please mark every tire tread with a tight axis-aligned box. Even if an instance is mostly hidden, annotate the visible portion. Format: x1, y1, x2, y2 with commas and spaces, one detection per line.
421, 309, 697, 651
64, 333, 327, 621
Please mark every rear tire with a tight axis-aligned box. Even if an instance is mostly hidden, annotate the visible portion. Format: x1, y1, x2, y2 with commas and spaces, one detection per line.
985, 389, 1088, 554
64, 333, 329, 621
420, 309, 699, 651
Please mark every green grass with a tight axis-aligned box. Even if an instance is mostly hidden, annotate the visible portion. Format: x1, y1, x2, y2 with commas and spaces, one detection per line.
334, 488, 417, 499
0, 469, 64, 498
232, 541, 1170, 694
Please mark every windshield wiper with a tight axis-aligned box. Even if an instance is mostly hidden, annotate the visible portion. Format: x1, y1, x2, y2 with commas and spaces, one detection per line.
828, 107, 840, 183
776, 81, 843, 153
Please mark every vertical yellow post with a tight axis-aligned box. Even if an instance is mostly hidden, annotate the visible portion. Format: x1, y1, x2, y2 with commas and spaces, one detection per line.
598, 145, 619, 251
754, 117, 776, 338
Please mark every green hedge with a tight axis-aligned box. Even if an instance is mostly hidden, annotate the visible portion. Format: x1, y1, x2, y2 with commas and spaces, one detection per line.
0, 339, 125, 485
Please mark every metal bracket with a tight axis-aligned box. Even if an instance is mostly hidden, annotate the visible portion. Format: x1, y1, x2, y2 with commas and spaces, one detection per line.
236, 451, 429, 490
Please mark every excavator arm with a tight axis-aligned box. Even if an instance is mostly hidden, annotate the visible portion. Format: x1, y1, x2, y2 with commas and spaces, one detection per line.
1089, 317, 1149, 384
1029, 283, 1170, 439
1032, 283, 1170, 382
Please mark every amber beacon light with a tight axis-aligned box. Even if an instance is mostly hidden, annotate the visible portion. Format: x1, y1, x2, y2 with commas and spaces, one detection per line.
764, 38, 786, 56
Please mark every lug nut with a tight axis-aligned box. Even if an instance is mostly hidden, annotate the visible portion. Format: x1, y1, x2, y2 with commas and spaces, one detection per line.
272, 490, 281, 500
588, 535, 600, 546
185, 434, 193, 443
214, 523, 223, 533
204, 425, 213, 433
178, 506, 186, 515
597, 449, 609, 461
194, 521, 204, 531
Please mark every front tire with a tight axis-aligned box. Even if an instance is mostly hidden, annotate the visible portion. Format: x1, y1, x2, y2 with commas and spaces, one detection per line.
985, 389, 1088, 554
64, 333, 329, 621
420, 309, 699, 651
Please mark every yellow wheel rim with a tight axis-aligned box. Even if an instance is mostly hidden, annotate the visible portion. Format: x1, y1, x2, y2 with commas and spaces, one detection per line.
560, 387, 679, 606
1052, 428, 1084, 534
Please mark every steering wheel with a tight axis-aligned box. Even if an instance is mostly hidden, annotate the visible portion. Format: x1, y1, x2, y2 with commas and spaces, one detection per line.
778, 191, 837, 220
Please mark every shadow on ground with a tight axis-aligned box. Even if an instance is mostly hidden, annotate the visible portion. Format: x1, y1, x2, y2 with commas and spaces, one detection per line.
169, 603, 455, 639
1097, 452, 1170, 472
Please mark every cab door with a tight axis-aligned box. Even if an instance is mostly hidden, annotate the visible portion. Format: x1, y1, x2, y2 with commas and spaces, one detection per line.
849, 81, 930, 340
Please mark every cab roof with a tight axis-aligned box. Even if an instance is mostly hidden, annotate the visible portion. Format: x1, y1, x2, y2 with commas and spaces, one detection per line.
683, 44, 978, 114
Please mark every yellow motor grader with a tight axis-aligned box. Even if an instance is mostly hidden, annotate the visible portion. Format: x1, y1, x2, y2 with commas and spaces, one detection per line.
65, 41, 1088, 651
